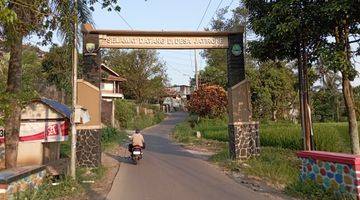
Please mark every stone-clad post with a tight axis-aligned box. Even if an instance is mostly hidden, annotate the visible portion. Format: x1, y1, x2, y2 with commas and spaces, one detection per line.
76, 24, 102, 168
227, 33, 260, 159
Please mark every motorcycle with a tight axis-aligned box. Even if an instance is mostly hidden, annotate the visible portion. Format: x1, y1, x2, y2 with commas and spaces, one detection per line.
131, 145, 143, 165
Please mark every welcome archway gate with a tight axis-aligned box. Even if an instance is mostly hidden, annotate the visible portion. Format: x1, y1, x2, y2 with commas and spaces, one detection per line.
77, 24, 260, 167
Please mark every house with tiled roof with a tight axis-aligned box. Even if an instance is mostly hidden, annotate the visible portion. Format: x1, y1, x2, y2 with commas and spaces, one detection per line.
100, 64, 127, 126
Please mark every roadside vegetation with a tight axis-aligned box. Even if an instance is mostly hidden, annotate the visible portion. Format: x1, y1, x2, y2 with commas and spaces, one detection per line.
115, 99, 165, 130
173, 117, 357, 199
13, 165, 108, 200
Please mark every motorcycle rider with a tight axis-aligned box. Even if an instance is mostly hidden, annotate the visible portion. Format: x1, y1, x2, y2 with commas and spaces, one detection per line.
128, 129, 145, 153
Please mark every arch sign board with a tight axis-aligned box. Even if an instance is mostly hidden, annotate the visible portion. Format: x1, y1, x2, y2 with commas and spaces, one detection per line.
82, 24, 241, 50
98, 34, 229, 49
79, 24, 259, 162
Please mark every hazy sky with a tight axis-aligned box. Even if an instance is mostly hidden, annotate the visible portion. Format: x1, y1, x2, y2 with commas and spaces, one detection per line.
26, 0, 237, 86
26, 0, 360, 86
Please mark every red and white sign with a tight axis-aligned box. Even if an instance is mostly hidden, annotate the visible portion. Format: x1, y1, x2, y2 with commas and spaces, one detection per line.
0, 121, 69, 143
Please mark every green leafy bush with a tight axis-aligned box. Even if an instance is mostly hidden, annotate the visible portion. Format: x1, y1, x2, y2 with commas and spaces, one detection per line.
173, 122, 194, 143
115, 99, 165, 130
14, 177, 82, 200
285, 179, 355, 200
101, 127, 127, 150
187, 85, 227, 118
115, 99, 137, 128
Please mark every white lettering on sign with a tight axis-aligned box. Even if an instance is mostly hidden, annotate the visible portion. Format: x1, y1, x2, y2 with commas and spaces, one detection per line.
99, 35, 228, 49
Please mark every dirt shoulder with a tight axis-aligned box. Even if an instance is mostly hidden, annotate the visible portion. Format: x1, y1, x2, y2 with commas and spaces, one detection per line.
173, 138, 292, 200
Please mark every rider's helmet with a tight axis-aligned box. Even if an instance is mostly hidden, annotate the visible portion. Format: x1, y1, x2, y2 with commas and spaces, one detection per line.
135, 129, 140, 134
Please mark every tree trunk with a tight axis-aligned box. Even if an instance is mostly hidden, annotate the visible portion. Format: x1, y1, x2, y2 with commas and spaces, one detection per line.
4, 35, 23, 168
342, 75, 360, 154
335, 16, 360, 154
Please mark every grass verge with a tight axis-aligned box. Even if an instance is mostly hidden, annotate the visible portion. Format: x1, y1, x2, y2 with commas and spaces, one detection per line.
14, 165, 108, 200
173, 117, 357, 199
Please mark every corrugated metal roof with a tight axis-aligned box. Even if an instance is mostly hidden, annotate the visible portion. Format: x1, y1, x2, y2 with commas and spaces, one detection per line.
39, 98, 71, 119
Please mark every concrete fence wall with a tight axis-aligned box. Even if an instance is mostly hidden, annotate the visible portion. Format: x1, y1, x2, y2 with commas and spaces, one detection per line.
297, 151, 360, 199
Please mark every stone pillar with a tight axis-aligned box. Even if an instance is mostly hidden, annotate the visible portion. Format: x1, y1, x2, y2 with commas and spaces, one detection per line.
76, 129, 101, 168
76, 24, 102, 168
229, 122, 260, 159
227, 33, 260, 159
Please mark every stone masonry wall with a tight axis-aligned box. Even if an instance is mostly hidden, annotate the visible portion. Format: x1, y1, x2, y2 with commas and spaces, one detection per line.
0, 168, 46, 200
76, 129, 101, 168
229, 122, 260, 159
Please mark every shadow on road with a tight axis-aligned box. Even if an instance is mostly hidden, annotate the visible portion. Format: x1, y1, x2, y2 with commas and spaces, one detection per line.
104, 152, 135, 165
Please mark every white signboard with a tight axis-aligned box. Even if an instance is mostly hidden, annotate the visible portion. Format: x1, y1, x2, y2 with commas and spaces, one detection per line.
99, 35, 229, 49
0, 121, 69, 143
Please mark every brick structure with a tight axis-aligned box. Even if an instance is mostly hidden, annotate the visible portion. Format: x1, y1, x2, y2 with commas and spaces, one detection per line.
297, 151, 360, 199
76, 129, 102, 168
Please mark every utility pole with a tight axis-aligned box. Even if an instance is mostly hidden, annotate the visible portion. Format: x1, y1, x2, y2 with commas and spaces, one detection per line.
70, 0, 78, 179
194, 50, 199, 90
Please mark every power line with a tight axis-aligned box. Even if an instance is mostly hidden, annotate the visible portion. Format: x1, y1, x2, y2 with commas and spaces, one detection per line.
194, 0, 213, 89
227, 0, 235, 10
111, 5, 134, 30
196, 0, 213, 31
209, 0, 225, 23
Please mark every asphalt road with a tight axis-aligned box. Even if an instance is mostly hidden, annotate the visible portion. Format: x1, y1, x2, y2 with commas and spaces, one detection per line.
107, 112, 279, 200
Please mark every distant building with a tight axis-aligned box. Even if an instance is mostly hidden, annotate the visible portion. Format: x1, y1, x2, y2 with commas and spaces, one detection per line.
169, 85, 191, 99
100, 64, 127, 126
162, 85, 191, 112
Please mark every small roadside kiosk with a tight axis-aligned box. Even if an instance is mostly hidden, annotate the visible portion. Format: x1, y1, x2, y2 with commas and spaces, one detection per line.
0, 98, 71, 199
0, 98, 71, 168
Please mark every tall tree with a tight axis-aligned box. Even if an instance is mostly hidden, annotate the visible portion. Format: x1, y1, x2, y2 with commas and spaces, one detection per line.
0, 0, 121, 168
104, 49, 168, 103
42, 45, 73, 96
247, 61, 297, 121
2, 0, 47, 168
318, 1, 360, 154
245, 0, 328, 150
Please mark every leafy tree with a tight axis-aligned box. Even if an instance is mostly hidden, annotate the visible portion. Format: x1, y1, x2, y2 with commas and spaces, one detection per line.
316, 1, 360, 154
21, 46, 44, 98
244, 0, 334, 151
245, 0, 360, 153
187, 84, 227, 118
312, 65, 342, 122
200, 3, 251, 89
41, 45, 72, 96
104, 49, 168, 103
353, 86, 360, 119
248, 61, 297, 121
0, 0, 121, 168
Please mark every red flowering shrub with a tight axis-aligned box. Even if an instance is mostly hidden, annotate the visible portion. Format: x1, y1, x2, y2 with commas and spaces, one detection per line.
187, 84, 227, 118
